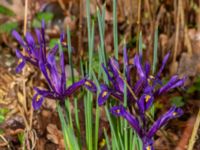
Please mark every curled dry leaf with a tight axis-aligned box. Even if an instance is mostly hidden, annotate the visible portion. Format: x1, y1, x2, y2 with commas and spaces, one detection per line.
64, 16, 76, 31
46, 124, 65, 149
175, 116, 196, 150
0, 0, 25, 20
178, 52, 200, 77
188, 29, 200, 55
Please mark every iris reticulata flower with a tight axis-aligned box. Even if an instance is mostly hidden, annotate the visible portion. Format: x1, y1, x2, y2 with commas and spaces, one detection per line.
13, 21, 97, 110
98, 47, 185, 149
110, 105, 183, 150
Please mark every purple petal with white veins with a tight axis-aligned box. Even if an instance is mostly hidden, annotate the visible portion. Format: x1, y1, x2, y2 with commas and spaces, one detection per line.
98, 84, 111, 106
157, 75, 180, 95
64, 79, 86, 96
138, 93, 154, 113
39, 61, 55, 91
134, 55, 145, 78
109, 58, 120, 76
34, 87, 60, 99
60, 51, 66, 93
25, 32, 35, 48
110, 105, 143, 137
156, 52, 170, 78
144, 62, 151, 77
32, 93, 44, 110
84, 79, 97, 93
35, 28, 42, 44
16, 60, 26, 73
147, 106, 183, 138
12, 30, 26, 47
60, 32, 65, 42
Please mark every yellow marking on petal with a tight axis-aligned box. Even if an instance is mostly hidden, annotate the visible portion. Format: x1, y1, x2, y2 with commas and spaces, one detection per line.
149, 75, 155, 79
146, 145, 151, 150
147, 78, 151, 84
145, 95, 151, 102
148, 75, 155, 84
102, 91, 108, 98
85, 81, 92, 87
18, 58, 23, 65
173, 112, 177, 116
62, 41, 67, 46
116, 109, 121, 114
36, 95, 41, 102
99, 138, 106, 148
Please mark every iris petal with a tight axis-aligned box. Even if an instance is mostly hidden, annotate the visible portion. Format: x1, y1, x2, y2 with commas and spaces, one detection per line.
16, 59, 26, 73
12, 30, 25, 47
157, 52, 170, 78
39, 61, 55, 91
157, 75, 180, 95
25, 32, 35, 48
138, 93, 154, 113
35, 29, 42, 43
110, 105, 142, 137
134, 55, 145, 78
32, 93, 44, 110
60, 52, 66, 93
64, 79, 85, 96
84, 80, 97, 93
147, 106, 183, 138
98, 85, 111, 106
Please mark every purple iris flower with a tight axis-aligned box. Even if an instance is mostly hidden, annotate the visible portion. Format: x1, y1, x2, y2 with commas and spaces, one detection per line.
13, 21, 97, 110
98, 47, 186, 113
98, 47, 185, 149
98, 47, 133, 106
32, 48, 96, 110
110, 105, 183, 150
12, 20, 51, 73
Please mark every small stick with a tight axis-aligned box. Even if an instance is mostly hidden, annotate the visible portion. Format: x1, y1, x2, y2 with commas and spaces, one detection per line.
173, 0, 180, 63
136, 0, 141, 52
78, 0, 83, 57
22, 0, 28, 114
111, 56, 138, 100
187, 109, 200, 150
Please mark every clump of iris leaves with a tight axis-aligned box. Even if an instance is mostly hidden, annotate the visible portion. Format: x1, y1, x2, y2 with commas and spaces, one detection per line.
12, 1, 186, 150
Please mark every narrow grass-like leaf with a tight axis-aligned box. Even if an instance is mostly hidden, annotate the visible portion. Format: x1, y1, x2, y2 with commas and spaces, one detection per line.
57, 104, 80, 150
74, 97, 82, 148
85, 1, 95, 149
67, 27, 75, 83
151, 28, 158, 117
97, 7, 107, 66
88, 21, 95, 77
105, 106, 120, 150
123, 43, 128, 150
92, 72, 100, 150
104, 128, 111, 150
113, 0, 118, 59
139, 32, 143, 57
152, 28, 158, 74
65, 100, 73, 129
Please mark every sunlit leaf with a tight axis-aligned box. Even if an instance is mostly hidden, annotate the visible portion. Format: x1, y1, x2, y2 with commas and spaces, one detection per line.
0, 5, 15, 16
0, 115, 5, 124
170, 96, 184, 107
0, 22, 18, 33
37, 12, 54, 22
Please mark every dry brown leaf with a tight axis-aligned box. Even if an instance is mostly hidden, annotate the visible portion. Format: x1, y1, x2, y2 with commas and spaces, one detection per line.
178, 52, 200, 77
46, 124, 65, 149
0, 0, 25, 20
175, 116, 196, 150
64, 16, 76, 31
